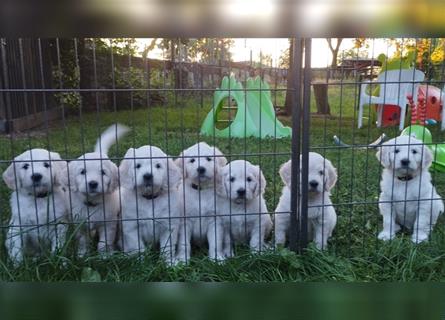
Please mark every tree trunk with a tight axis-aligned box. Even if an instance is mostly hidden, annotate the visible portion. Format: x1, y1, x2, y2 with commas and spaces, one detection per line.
284, 39, 295, 115
331, 48, 339, 68
327, 38, 343, 68
313, 82, 331, 115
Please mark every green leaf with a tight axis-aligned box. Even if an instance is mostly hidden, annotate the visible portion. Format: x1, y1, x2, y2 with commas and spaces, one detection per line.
81, 267, 102, 282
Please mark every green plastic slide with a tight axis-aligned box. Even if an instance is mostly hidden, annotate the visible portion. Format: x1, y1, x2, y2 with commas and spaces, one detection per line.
200, 76, 291, 139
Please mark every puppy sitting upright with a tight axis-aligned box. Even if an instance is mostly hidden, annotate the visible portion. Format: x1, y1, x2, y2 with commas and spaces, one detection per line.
175, 142, 227, 263
216, 160, 272, 256
66, 124, 129, 256
376, 135, 443, 243
3, 149, 69, 264
275, 152, 338, 249
119, 145, 182, 265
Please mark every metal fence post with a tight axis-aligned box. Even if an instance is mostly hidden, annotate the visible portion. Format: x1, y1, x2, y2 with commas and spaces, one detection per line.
300, 38, 312, 250
289, 38, 303, 252
289, 38, 311, 253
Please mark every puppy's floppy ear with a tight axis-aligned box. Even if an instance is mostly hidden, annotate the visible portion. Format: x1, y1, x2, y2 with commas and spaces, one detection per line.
167, 158, 181, 189
213, 146, 227, 168
215, 170, 228, 198
49, 152, 68, 187
66, 160, 80, 192
174, 151, 187, 178
421, 145, 433, 169
376, 145, 391, 168
279, 160, 292, 187
107, 161, 119, 192
324, 158, 337, 191
253, 165, 267, 197
118, 148, 136, 189
2, 160, 18, 190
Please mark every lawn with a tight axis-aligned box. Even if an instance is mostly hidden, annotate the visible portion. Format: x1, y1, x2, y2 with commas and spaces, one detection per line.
0, 83, 445, 282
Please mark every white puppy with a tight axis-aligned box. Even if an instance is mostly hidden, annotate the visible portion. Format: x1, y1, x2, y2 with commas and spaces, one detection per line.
3, 148, 69, 264
216, 160, 272, 256
119, 145, 182, 264
275, 152, 338, 249
175, 142, 227, 262
65, 124, 129, 256
376, 135, 443, 243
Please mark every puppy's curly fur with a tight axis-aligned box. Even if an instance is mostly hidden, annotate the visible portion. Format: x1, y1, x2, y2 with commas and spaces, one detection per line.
376, 135, 444, 243
175, 142, 227, 262
3, 149, 69, 264
216, 160, 272, 256
64, 124, 129, 256
118, 145, 182, 265
275, 152, 337, 249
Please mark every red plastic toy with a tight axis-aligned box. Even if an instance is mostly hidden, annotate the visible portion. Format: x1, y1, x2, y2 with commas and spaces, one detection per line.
417, 84, 442, 121
379, 84, 442, 127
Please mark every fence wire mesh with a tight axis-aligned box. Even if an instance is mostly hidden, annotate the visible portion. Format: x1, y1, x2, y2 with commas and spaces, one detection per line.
0, 38, 444, 272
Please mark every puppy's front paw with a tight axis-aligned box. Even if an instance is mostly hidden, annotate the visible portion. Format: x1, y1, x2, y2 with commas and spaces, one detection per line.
314, 242, 328, 250
411, 232, 428, 244
209, 254, 227, 263
97, 242, 115, 257
167, 257, 183, 267
378, 231, 395, 241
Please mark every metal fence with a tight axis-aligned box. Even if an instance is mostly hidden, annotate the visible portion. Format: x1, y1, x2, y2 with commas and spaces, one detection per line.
0, 38, 444, 270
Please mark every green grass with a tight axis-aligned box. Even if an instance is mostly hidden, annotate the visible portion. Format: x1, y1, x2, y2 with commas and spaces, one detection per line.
1, 86, 445, 282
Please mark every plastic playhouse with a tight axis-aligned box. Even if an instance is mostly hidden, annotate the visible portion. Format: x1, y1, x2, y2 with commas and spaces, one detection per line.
378, 85, 442, 127
371, 53, 442, 127
401, 93, 445, 172
200, 76, 291, 139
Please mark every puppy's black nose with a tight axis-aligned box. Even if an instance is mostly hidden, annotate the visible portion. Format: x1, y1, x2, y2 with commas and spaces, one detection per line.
197, 166, 206, 175
88, 181, 98, 189
309, 180, 319, 189
237, 188, 246, 197
401, 158, 410, 166
31, 173, 42, 182
143, 173, 153, 182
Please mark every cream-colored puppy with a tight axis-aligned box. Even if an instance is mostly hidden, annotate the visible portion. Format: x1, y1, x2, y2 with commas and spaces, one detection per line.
3, 148, 69, 264
175, 142, 227, 262
275, 152, 337, 249
65, 124, 129, 256
119, 145, 182, 264
376, 135, 443, 243
216, 160, 272, 256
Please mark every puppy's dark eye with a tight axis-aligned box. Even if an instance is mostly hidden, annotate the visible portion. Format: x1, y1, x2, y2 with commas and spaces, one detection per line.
155, 163, 161, 169
206, 157, 212, 162
319, 170, 324, 175
43, 162, 50, 168
80, 169, 86, 175
412, 149, 418, 154
136, 163, 141, 169
22, 163, 29, 170
395, 149, 400, 154
230, 177, 235, 182
101, 169, 106, 176
190, 158, 195, 163
246, 177, 252, 182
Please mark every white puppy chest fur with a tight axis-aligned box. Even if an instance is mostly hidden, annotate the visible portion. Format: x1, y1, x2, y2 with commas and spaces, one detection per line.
119, 145, 182, 264
376, 135, 444, 243
174, 142, 228, 262
216, 160, 272, 255
3, 148, 69, 264
65, 124, 129, 256
275, 152, 338, 249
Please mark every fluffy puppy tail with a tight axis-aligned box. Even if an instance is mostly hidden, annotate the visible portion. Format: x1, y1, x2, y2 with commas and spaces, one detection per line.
94, 123, 130, 155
